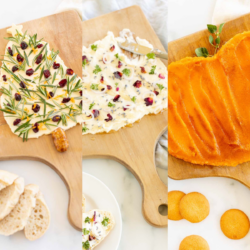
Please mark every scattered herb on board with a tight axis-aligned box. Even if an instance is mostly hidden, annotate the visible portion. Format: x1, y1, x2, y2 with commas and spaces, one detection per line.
82, 126, 89, 133
195, 23, 225, 57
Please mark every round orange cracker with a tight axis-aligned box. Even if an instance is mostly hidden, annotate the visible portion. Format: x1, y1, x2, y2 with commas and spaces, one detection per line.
168, 190, 186, 221
179, 235, 210, 250
220, 209, 250, 240
179, 192, 210, 223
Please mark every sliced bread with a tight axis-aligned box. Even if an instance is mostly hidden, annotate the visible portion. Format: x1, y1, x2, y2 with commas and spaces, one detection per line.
0, 184, 39, 236
24, 191, 50, 241
82, 209, 115, 250
0, 170, 18, 191
0, 177, 25, 220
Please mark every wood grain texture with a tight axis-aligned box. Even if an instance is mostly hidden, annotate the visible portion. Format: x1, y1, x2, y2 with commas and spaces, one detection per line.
82, 5, 168, 228
168, 13, 250, 188
0, 10, 82, 230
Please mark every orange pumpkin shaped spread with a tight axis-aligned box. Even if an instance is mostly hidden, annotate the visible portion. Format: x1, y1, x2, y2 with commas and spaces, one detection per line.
168, 31, 250, 166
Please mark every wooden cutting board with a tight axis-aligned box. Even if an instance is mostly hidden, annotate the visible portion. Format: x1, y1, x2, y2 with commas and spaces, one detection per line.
0, 11, 82, 230
168, 13, 250, 188
82, 6, 168, 228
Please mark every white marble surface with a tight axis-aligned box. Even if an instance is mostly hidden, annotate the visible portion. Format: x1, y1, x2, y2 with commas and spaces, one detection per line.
169, 0, 250, 249
82, 159, 167, 250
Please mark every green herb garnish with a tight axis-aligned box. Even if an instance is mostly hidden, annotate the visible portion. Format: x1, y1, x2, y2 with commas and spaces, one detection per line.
115, 53, 122, 61
156, 83, 164, 92
122, 68, 131, 77
82, 126, 89, 133
85, 217, 91, 223
149, 65, 156, 75
82, 228, 90, 235
108, 102, 115, 107
82, 241, 90, 249
131, 96, 136, 103
146, 52, 155, 60
90, 84, 99, 90
89, 103, 95, 110
91, 44, 97, 51
102, 217, 109, 227
93, 65, 101, 74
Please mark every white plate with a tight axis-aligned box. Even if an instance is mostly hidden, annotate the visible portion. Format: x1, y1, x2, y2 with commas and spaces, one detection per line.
82, 172, 122, 250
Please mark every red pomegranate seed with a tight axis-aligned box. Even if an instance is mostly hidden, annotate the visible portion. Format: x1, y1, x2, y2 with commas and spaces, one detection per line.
32, 104, 40, 113
53, 62, 60, 69
116, 87, 119, 91
158, 73, 165, 79
92, 109, 99, 118
17, 54, 24, 62
8, 47, 13, 56
140, 67, 146, 73
144, 97, 154, 106
37, 44, 43, 48
153, 90, 159, 96
12, 66, 19, 73
52, 115, 61, 122
19, 81, 26, 88
32, 122, 39, 133
26, 68, 34, 76
66, 68, 74, 75
107, 85, 112, 90
59, 79, 67, 88
110, 45, 115, 52
80, 90, 82, 96
123, 105, 129, 111
100, 76, 104, 83
118, 61, 122, 68
133, 80, 142, 88
43, 69, 51, 78
62, 97, 70, 103
113, 71, 122, 79
20, 41, 28, 50
15, 93, 22, 101
105, 113, 113, 122
113, 95, 120, 102
2, 75, 7, 82
13, 119, 21, 126
48, 92, 54, 99
35, 54, 43, 64
82, 55, 88, 62
89, 235, 96, 241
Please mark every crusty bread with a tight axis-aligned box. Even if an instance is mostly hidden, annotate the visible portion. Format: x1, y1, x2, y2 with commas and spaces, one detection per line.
0, 184, 39, 236
82, 209, 115, 250
0, 170, 18, 191
24, 191, 50, 241
82, 194, 86, 213
0, 177, 25, 220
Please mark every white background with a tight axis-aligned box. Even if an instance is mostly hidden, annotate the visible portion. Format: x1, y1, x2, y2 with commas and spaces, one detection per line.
169, 0, 250, 249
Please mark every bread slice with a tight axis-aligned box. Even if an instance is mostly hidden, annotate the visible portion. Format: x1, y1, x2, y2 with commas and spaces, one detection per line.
0, 170, 18, 191
82, 194, 86, 213
0, 184, 39, 236
24, 191, 50, 240
0, 177, 25, 220
82, 209, 115, 250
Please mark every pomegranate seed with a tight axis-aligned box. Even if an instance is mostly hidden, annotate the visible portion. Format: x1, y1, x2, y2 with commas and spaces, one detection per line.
153, 90, 159, 96
82, 55, 88, 62
52, 115, 61, 122
2, 75, 7, 82
37, 44, 43, 48
48, 92, 54, 99
89, 235, 96, 241
8, 47, 13, 56
20, 41, 28, 50
26, 68, 34, 76
107, 85, 112, 90
140, 67, 146, 73
12, 66, 19, 72
43, 69, 51, 78
59, 79, 67, 88
80, 90, 82, 96
17, 54, 24, 62
113, 71, 122, 79
123, 106, 129, 111
53, 62, 60, 69
35, 54, 43, 64
80, 100, 82, 106
113, 95, 120, 102
116, 87, 119, 91
100, 76, 104, 83
15, 93, 22, 101
13, 119, 21, 126
110, 45, 115, 52
32, 122, 39, 133
66, 68, 74, 75
144, 97, 154, 106
105, 113, 113, 122
133, 80, 142, 88
92, 109, 99, 118
62, 97, 70, 103
19, 81, 26, 88
32, 104, 40, 113
101, 88, 105, 91
158, 73, 165, 79
118, 61, 122, 68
